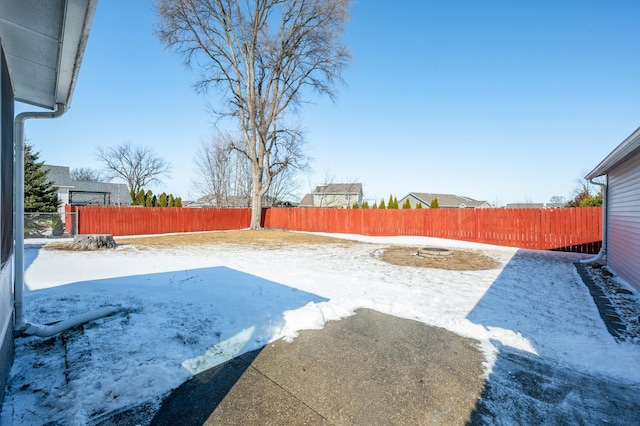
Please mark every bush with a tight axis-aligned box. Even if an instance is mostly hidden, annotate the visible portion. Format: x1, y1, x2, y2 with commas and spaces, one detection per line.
51, 215, 64, 236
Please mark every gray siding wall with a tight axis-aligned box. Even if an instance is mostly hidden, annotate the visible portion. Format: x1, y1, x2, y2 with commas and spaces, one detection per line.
0, 43, 15, 409
0, 263, 14, 410
607, 151, 640, 292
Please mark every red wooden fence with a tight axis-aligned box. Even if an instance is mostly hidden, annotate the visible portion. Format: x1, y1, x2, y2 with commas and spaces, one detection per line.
263, 207, 602, 253
66, 205, 603, 253
65, 205, 250, 235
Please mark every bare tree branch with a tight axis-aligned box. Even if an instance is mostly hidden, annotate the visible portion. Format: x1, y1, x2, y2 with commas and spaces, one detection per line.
70, 167, 106, 182
95, 142, 171, 200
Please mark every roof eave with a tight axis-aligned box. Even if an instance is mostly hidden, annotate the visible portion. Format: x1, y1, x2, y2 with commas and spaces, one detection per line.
55, 0, 98, 109
0, 0, 98, 110
585, 126, 640, 179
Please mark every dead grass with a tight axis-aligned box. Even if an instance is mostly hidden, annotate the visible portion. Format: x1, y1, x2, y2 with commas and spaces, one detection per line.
45, 229, 359, 250
377, 246, 501, 270
45, 230, 501, 271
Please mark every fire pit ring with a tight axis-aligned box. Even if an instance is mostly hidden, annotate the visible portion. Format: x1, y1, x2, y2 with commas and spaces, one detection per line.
416, 247, 453, 257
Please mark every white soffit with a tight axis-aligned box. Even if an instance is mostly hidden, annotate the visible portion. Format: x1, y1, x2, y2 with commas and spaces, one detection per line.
586, 127, 640, 180
0, 0, 98, 110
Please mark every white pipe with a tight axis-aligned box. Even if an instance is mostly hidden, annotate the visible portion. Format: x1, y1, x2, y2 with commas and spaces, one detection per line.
14, 104, 66, 328
14, 104, 120, 337
17, 307, 121, 338
580, 176, 607, 264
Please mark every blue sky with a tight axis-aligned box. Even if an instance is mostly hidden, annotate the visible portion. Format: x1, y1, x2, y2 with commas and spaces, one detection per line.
18, 0, 640, 206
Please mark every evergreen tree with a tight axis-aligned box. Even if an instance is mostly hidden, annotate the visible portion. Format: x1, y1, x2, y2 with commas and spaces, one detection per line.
430, 197, 440, 208
387, 194, 394, 209
159, 192, 168, 207
393, 196, 399, 209
24, 142, 59, 213
168, 194, 174, 207
145, 190, 154, 207
415, 202, 423, 209
352, 201, 359, 209
135, 190, 145, 206
362, 200, 369, 209
379, 199, 386, 209
402, 199, 411, 209
174, 197, 182, 207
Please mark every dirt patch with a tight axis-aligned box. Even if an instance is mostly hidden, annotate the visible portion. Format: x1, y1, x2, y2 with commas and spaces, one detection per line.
45, 229, 359, 250
376, 246, 501, 271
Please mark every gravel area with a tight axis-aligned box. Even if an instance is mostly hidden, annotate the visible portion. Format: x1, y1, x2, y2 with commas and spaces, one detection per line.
578, 262, 640, 344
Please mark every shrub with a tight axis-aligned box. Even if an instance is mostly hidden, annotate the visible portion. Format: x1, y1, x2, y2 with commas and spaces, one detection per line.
51, 215, 64, 236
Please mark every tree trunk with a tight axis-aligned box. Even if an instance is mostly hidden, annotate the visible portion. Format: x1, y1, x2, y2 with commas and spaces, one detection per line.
71, 234, 117, 250
250, 172, 263, 229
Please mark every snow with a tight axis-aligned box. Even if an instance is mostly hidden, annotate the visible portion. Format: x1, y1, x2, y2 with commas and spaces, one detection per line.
4, 233, 640, 424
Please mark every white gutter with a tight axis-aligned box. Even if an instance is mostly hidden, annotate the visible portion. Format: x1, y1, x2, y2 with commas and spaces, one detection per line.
580, 176, 607, 264
14, 103, 119, 337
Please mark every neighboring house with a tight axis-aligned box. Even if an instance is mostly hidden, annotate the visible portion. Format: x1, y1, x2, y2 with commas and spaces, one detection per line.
44, 165, 131, 211
398, 193, 492, 209
505, 203, 566, 209
0, 0, 98, 403
584, 126, 640, 292
300, 183, 363, 208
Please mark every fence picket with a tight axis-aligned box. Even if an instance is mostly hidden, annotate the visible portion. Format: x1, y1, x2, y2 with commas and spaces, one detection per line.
67, 206, 602, 254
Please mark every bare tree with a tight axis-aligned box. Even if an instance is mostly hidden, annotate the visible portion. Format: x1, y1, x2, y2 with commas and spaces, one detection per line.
155, 0, 351, 228
96, 142, 171, 201
549, 195, 566, 205
193, 131, 301, 206
70, 167, 106, 182
192, 133, 234, 206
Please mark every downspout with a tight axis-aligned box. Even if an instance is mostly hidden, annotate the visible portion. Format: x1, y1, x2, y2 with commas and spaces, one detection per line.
14, 104, 119, 337
580, 176, 607, 264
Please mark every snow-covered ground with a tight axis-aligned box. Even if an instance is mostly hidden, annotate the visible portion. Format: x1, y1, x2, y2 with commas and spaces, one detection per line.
3, 232, 640, 424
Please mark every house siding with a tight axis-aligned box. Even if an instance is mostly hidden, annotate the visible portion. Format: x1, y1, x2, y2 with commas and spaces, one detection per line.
607, 151, 640, 292
0, 44, 15, 408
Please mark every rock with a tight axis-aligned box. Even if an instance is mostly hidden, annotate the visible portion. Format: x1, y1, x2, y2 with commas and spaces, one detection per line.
71, 234, 117, 250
